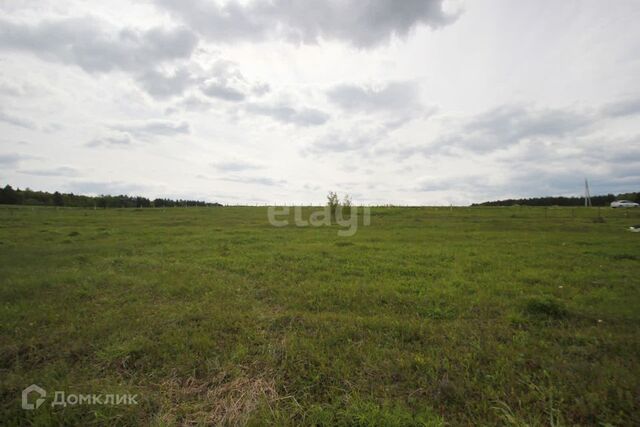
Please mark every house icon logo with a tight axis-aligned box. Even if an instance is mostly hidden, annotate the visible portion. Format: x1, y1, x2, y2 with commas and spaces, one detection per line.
22, 384, 46, 410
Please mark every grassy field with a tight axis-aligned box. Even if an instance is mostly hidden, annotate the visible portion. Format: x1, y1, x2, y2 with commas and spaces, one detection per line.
1, 205, 639, 426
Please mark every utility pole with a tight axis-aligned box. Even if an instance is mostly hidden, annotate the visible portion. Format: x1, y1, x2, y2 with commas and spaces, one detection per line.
584, 178, 592, 207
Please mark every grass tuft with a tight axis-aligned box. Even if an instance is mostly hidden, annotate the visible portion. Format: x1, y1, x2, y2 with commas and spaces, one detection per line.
523, 296, 568, 319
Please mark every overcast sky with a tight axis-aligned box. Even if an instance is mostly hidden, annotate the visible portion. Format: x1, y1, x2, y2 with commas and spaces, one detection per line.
1, 0, 639, 205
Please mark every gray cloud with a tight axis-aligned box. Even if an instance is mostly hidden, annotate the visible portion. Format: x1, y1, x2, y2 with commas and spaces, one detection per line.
325, 81, 432, 133
85, 134, 132, 148
136, 67, 198, 99
198, 60, 262, 102
166, 95, 213, 113
112, 120, 190, 138
308, 131, 373, 154
306, 113, 421, 156
19, 166, 79, 177
415, 173, 488, 193
382, 114, 598, 165
201, 81, 246, 102
0, 80, 28, 97
0, 16, 199, 99
601, 96, 640, 118
306, 81, 439, 155
0, 16, 198, 74
389, 99, 640, 161
513, 137, 640, 183
212, 160, 263, 172
42, 123, 63, 133
505, 167, 640, 199
246, 103, 329, 126
445, 134, 640, 202
0, 109, 37, 130
154, 0, 457, 48
0, 76, 44, 99
434, 105, 593, 154
219, 175, 285, 186
0, 153, 29, 167
327, 81, 421, 113
251, 83, 270, 96
580, 135, 640, 164
411, 168, 623, 203
468, 105, 591, 139
208, 59, 246, 82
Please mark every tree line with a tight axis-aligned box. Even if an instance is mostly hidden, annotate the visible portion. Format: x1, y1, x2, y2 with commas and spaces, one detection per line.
0, 185, 222, 208
473, 192, 639, 207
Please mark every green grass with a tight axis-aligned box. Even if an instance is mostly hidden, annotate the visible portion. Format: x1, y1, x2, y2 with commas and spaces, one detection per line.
1, 205, 639, 426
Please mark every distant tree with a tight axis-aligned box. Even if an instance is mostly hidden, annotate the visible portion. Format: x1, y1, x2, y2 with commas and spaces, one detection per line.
0, 185, 19, 204
0, 184, 222, 208
327, 191, 339, 218
617, 192, 639, 203
52, 191, 64, 206
473, 192, 636, 207
136, 196, 151, 208
96, 196, 107, 208
342, 193, 352, 215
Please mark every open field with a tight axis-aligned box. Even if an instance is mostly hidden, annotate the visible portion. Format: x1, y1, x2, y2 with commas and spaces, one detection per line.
1, 205, 639, 426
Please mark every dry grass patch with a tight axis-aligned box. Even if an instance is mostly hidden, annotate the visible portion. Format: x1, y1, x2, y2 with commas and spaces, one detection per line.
155, 371, 279, 426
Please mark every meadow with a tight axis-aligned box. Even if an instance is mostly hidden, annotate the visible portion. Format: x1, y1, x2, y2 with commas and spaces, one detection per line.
1, 205, 639, 426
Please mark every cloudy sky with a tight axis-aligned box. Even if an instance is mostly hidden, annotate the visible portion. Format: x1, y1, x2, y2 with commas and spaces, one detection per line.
1, 0, 639, 205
